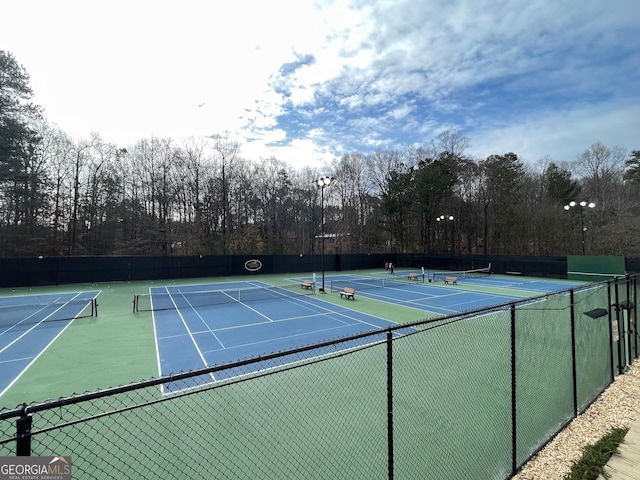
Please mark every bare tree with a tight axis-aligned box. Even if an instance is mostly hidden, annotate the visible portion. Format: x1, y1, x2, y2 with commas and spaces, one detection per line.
429, 128, 471, 160
32, 122, 75, 253
573, 142, 626, 209
332, 152, 378, 253
208, 131, 241, 254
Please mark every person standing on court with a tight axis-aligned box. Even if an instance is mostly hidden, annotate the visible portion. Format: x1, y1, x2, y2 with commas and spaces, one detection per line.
389, 262, 394, 275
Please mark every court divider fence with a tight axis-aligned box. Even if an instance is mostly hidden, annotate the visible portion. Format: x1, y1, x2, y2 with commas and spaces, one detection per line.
1, 274, 638, 479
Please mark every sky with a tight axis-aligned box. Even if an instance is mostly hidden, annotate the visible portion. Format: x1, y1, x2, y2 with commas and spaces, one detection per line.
2, 0, 639, 169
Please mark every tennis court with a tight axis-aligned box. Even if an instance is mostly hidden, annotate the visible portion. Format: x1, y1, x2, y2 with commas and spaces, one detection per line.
326, 266, 583, 315
430, 271, 586, 293
328, 272, 522, 315
0, 291, 99, 397
2, 259, 632, 480
142, 280, 413, 393
0, 268, 584, 408
143, 270, 585, 393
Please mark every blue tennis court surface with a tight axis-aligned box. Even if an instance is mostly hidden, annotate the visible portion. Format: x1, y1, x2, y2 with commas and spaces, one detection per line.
439, 274, 582, 293
151, 273, 581, 393
0, 292, 100, 397
326, 272, 525, 316
151, 281, 411, 393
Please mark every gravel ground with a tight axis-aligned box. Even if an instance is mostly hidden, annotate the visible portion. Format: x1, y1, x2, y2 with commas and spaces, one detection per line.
512, 361, 640, 480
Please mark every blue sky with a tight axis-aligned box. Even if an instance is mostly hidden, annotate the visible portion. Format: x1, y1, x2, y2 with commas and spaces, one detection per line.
2, 0, 639, 168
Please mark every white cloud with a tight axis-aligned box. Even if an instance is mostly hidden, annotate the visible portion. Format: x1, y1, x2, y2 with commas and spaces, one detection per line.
243, 136, 337, 171
469, 100, 640, 163
1, 0, 638, 169
389, 105, 413, 121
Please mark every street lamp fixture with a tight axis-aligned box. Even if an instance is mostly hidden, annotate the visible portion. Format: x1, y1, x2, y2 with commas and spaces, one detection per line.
563, 201, 595, 255
316, 176, 334, 292
436, 215, 454, 253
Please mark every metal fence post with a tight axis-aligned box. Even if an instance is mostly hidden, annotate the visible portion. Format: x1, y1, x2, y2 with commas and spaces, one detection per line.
614, 278, 625, 374
511, 303, 517, 475
569, 289, 578, 416
633, 277, 638, 361
607, 282, 615, 382
627, 276, 637, 362
387, 330, 394, 480
16, 406, 32, 456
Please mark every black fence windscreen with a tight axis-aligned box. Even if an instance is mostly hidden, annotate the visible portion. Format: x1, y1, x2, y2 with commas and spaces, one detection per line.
1, 254, 638, 288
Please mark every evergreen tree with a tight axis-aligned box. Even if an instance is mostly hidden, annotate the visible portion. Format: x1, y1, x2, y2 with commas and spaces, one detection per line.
0, 51, 42, 224
624, 150, 640, 185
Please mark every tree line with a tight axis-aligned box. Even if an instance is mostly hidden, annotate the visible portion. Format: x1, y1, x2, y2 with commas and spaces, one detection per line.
2, 50, 640, 259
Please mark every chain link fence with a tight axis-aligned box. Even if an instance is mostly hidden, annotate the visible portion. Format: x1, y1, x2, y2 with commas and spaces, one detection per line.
1, 274, 637, 479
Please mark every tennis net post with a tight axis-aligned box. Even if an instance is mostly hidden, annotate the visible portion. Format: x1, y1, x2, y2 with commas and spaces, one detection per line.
0, 297, 98, 329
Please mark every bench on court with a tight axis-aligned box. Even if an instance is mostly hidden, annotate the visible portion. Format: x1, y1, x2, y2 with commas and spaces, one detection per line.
301, 280, 314, 289
506, 271, 522, 276
340, 287, 355, 300
408, 273, 419, 280
444, 276, 458, 285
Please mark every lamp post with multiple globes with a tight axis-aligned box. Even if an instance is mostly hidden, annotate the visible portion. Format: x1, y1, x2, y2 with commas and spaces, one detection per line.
315, 176, 334, 292
563, 201, 595, 255
436, 214, 454, 253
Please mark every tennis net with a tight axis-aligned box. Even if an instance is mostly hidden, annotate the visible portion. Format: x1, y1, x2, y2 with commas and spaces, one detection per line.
430, 264, 492, 282
329, 275, 423, 293
567, 271, 626, 283
0, 297, 98, 328
133, 283, 316, 312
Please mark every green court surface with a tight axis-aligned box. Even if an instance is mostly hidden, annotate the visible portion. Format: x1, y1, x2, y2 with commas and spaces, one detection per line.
0, 270, 577, 411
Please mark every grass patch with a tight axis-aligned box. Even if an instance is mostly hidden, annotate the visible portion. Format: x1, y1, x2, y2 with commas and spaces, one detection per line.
565, 427, 628, 480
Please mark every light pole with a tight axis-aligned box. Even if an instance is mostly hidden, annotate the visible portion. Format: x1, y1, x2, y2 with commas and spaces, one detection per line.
563, 201, 595, 255
436, 214, 454, 253
316, 176, 334, 292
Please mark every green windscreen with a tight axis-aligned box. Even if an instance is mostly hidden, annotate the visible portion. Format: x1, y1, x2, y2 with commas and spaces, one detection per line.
567, 255, 625, 282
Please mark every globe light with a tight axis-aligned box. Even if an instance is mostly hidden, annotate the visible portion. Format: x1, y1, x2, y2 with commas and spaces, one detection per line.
563, 200, 596, 255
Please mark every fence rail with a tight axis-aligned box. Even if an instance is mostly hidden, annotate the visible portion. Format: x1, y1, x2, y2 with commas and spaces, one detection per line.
1, 275, 638, 479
